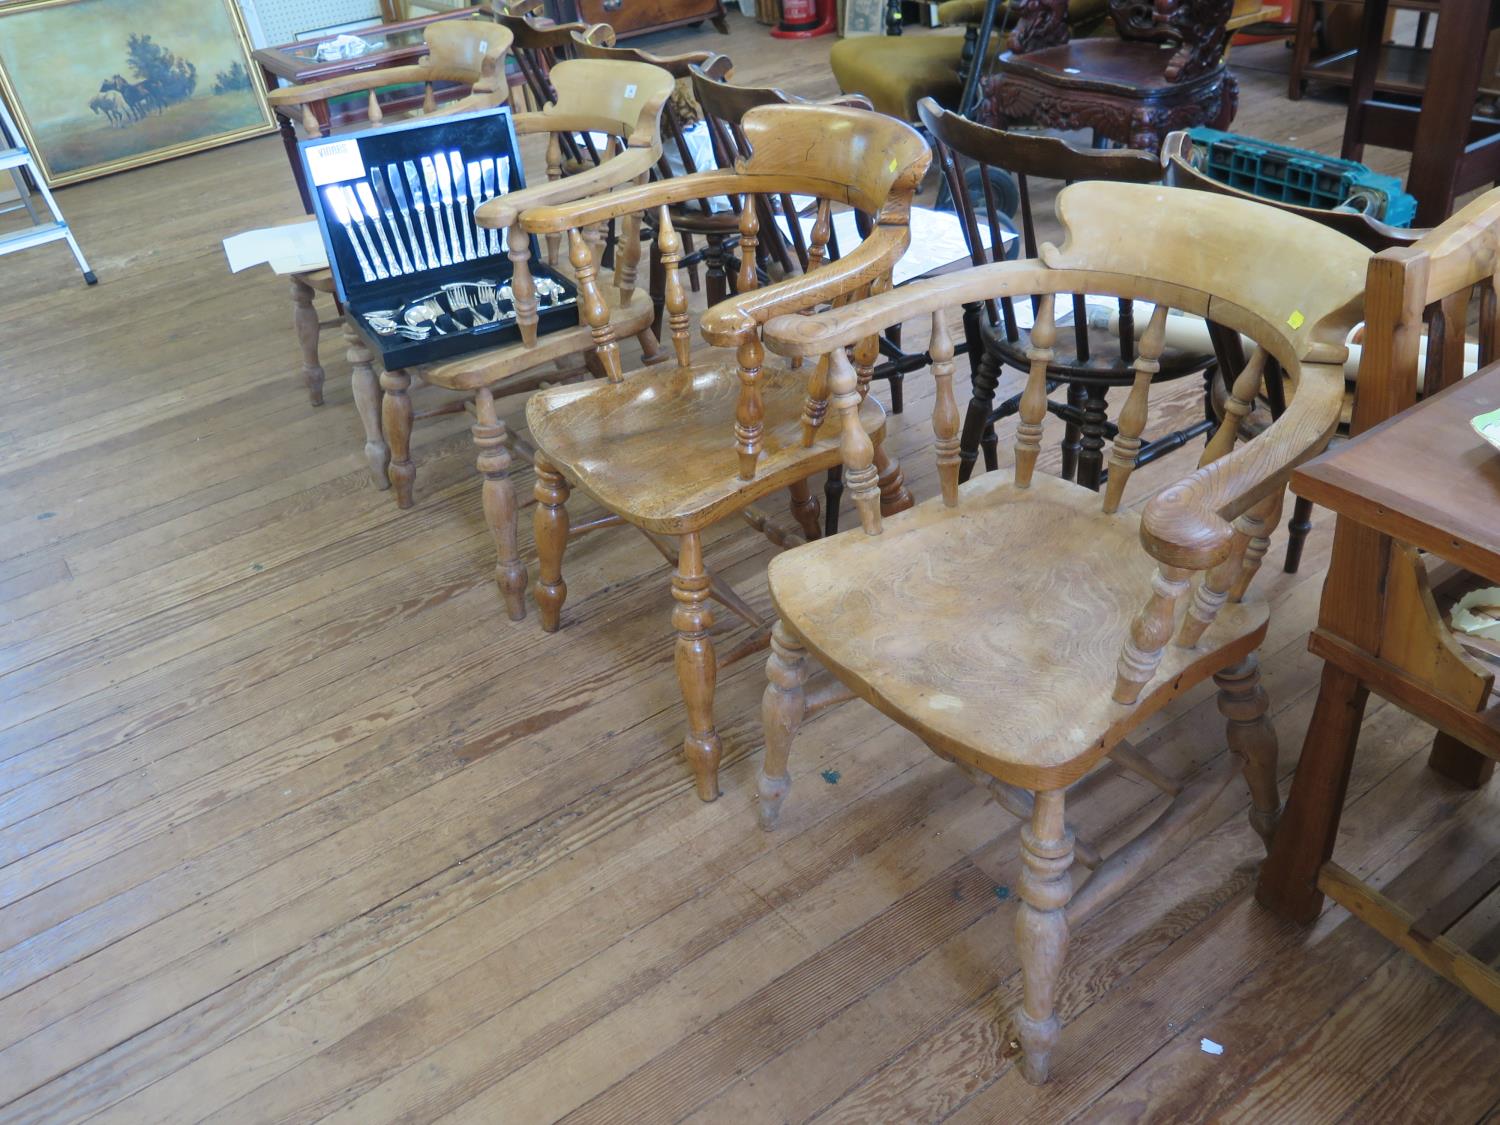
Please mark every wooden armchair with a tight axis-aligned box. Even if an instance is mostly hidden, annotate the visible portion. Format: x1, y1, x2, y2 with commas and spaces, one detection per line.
267, 19, 513, 431
753, 182, 1370, 1083
516, 103, 930, 802
353, 59, 674, 623
922, 98, 1219, 491
981, 0, 1238, 152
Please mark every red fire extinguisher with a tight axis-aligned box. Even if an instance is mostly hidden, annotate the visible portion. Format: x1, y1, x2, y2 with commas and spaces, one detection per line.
771, 0, 835, 38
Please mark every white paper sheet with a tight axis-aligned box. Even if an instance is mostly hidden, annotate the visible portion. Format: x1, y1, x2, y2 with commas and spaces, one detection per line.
223, 221, 329, 275
773, 203, 1012, 285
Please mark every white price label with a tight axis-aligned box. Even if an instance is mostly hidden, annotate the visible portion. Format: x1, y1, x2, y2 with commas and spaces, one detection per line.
624, 84, 637, 98
480, 39, 489, 53
306, 139, 366, 187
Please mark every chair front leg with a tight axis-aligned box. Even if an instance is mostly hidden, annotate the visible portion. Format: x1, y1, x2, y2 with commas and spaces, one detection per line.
533, 451, 571, 632
759, 619, 808, 830
290, 275, 325, 406
1012, 787, 1075, 1085
673, 530, 721, 802
473, 386, 527, 621
345, 322, 389, 490
1214, 653, 1280, 851
379, 366, 415, 508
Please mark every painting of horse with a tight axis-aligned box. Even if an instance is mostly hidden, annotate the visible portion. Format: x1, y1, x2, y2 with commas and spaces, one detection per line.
0, 0, 272, 186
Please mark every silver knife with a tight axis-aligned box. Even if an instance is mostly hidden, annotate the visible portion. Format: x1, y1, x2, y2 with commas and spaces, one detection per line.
479, 159, 499, 255
491, 156, 512, 253
420, 156, 453, 267
402, 160, 440, 270
371, 168, 416, 274
430, 154, 462, 262
450, 151, 476, 262
325, 185, 376, 283
385, 164, 425, 273
467, 161, 490, 257
355, 181, 401, 276
338, 184, 388, 280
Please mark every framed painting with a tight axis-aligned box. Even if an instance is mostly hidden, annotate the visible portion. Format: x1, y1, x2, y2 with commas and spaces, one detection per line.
0, 0, 275, 186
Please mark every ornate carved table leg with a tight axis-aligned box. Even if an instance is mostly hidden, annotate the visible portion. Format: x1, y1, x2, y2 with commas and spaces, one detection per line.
290, 275, 325, 407
344, 322, 389, 490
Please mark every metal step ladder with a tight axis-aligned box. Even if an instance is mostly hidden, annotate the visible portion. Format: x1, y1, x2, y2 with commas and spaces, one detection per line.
0, 96, 96, 284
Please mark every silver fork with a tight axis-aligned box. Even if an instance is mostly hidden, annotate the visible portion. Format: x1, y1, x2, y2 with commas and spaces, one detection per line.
443, 283, 488, 325
476, 280, 506, 322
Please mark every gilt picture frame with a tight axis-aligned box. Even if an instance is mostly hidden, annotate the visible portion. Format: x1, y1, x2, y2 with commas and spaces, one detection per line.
0, 0, 275, 186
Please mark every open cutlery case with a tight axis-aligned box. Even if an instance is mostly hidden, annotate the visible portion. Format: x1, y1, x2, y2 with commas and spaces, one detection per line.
300, 104, 580, 369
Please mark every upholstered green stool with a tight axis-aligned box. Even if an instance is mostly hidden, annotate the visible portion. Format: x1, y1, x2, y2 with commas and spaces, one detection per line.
829, 0, 1107, 122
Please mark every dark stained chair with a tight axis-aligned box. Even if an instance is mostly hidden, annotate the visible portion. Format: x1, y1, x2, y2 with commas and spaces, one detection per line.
980, 0, 1238, 153
921, 98, 1220, 489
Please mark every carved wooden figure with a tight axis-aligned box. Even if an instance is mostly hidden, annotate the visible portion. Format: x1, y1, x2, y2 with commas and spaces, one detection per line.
520, 103, 929, 801
754, 181, 1371, 1084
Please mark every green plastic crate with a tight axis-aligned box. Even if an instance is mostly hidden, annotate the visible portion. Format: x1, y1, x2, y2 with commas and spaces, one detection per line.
1186, 127, 1417, 227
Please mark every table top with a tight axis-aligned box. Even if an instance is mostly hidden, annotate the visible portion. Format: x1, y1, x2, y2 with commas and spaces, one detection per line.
253, 8, 480, 82
1293, 362, 1500, 582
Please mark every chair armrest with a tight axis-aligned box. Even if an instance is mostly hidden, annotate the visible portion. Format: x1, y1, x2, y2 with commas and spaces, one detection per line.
266, 64, 433, 108
521, 168, 878, 234
1138, 362, 1345, 570
699, 225, 910, 347
475, 143, 660, 229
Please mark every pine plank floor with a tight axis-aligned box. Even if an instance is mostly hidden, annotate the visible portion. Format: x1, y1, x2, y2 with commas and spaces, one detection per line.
2, 16, 1499, 1122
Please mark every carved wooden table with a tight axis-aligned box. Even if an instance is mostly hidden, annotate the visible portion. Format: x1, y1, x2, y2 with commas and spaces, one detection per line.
1257, 361, 1500, 1014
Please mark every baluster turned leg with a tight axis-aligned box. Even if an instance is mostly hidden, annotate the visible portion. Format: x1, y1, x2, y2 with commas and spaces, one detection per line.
379, 366, 415, 508
874, 441, 913, 517
1012, 788, 1075, 1085
759, 619, 808, 830
959, 348, 1003, 482
1283, 496, 1315, 574
673, 531, 722, 801
533, 451, 570, 632
290, 275, 325, 406
473, 387, 527, 621
1060, 382, 1086, 482
823, 467, 844, 538
787, 479, 822, 540
1215, 654, 1280, 852
345, 322, 389, 490
1076, 385, 1109, 492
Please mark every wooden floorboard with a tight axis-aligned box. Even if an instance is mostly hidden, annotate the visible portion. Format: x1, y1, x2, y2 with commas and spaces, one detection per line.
3, 15, 1499, 1123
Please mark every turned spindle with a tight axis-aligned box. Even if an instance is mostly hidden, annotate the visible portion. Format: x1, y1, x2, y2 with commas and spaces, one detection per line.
1014, 294, 1057, 488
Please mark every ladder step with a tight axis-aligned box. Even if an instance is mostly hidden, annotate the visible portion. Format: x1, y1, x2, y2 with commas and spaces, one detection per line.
0, 146, 29, 170
0, 221, 67, 254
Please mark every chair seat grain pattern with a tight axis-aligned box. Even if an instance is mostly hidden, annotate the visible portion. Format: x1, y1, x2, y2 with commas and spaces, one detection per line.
767, 469, 1267, 790
528, 359, 886, 533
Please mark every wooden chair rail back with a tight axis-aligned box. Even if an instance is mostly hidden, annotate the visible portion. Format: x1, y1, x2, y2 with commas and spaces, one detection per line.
541, 58, 676, 143
1356, 187, 1500, 436
516, 103, 927, 479
268, 21, 514, 135
762, 181, 1370, 704
423, 19, 513, 88
692, 64, 874, 276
